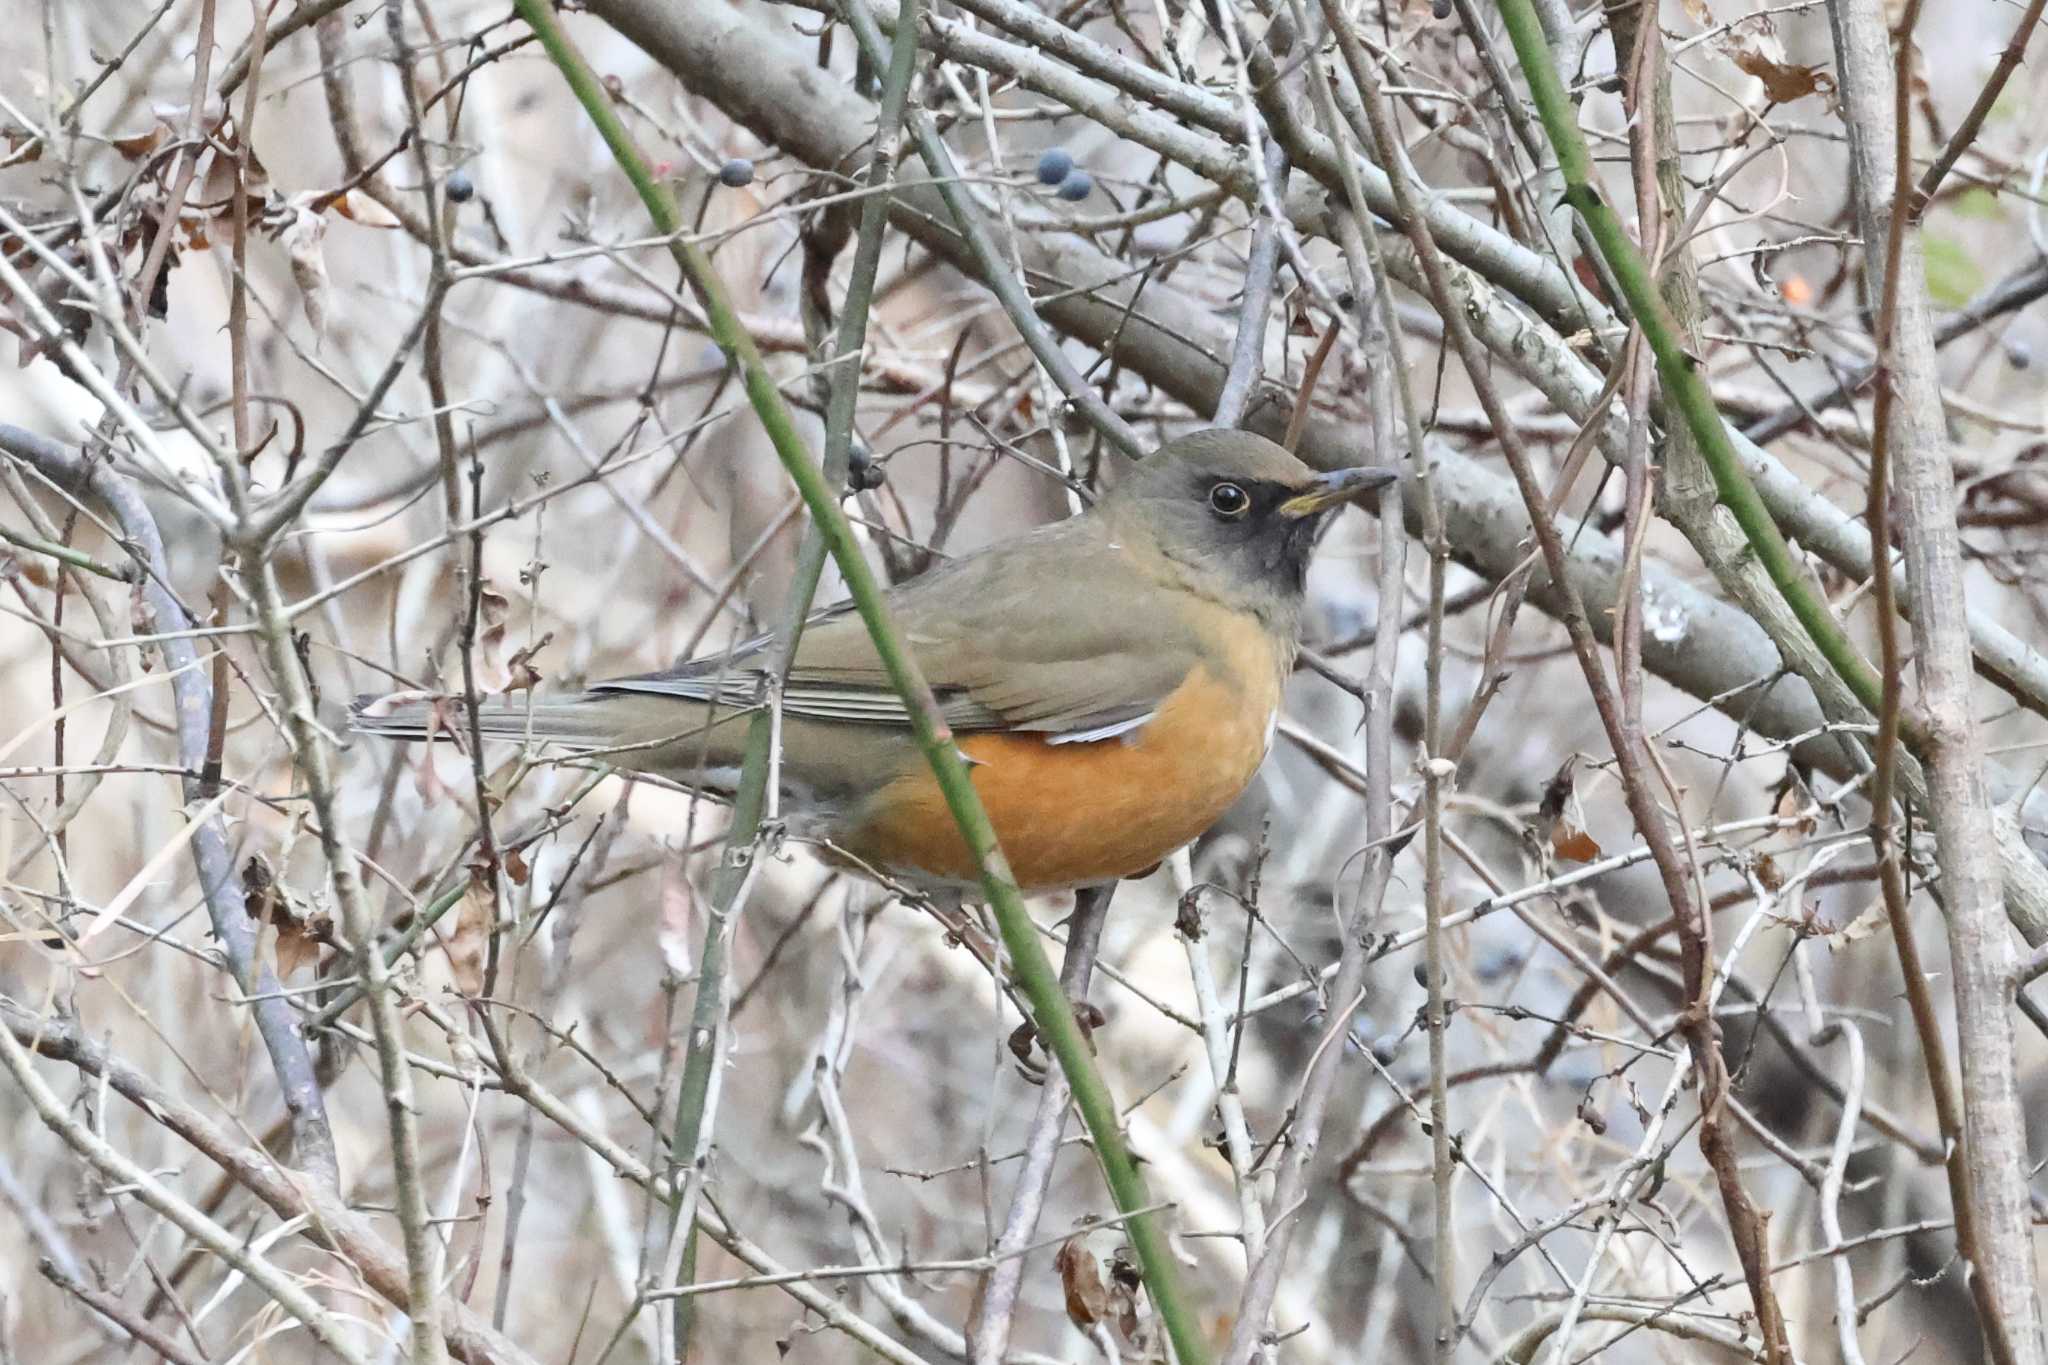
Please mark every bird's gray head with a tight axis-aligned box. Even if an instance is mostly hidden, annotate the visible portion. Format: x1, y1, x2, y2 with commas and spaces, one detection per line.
1101, 429, 1398, 615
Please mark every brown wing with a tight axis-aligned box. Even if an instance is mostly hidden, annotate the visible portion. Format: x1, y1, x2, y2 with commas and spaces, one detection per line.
595, 519, 1205, 742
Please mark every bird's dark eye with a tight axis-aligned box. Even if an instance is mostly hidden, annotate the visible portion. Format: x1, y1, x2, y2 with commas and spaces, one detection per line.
1208, 481, 1250, 519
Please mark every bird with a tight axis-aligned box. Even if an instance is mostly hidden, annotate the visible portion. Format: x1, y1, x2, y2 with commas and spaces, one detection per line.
351, 429, 1397, 894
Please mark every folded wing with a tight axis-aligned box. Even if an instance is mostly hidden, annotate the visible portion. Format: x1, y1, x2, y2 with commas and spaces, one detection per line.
594, 522, 1201, 744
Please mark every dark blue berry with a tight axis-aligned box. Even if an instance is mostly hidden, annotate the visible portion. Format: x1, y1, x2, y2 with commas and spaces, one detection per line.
718, 158, 755, 188
1055, 170, 1094, 201
445, 170, 474, 203
1472, 943, 1525, 981
2008, 340, 2033, 371
847, 441, 886, 491
1433, 0, 1454, 17
1035, 147, 1074, 185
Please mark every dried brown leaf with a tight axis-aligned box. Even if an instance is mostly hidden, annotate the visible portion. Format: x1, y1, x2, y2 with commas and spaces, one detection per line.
331, 188, 401, 228
502, 631, 553, 694
1536, 755, 1576, 825
171, 116, 269, 234
1774, 780, 1818, 834
109, 122, 169, 160
1551, 824, 1603, 864
659, 858, 696, 975
2, 126, 41, 163
445, 871, 493, 996
8, 549, 50, 590
278, 199, 330, 340
1828, 898, 1891, 946
129, 581, 157, 665
1730, 45, 1834, 102
244, 854, 332, 977
1055, 1239, 1110, 1329
1108, 1249, 1146, 1345
470, 583, 515, 693
1533, 755, 1599, 861
1721, 19, 1836, 104
411, 751, 444, 804
353, 687, 443, 719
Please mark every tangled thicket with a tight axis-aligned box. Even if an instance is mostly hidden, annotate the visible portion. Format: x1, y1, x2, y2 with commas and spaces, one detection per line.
2, 1, 2045, 1363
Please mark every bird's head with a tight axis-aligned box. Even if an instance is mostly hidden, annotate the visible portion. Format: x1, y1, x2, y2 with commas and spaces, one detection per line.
1101, 428, 1399, 618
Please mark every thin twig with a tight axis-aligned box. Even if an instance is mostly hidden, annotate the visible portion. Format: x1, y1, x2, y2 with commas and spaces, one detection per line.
1906, 0, 2048, 215
1827, 0, 2047, 1353
0, 424, 339, 1185
0, 1019, 371, 1365
838, 3, 1146, 460
1793, 944, 1870, 1365
1337, 5, 1792, 1355
1213, 140, 1287, 429
968, 882, 1115, 1364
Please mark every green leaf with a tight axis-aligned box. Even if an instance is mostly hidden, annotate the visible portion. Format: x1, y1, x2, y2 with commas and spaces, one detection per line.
1949, 187, 2001, 221
1922, 235, 1982, 308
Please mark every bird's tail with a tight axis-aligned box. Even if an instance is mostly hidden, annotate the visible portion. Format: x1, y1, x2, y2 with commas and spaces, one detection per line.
348, 690, 621, 751
348, 688, 752, 774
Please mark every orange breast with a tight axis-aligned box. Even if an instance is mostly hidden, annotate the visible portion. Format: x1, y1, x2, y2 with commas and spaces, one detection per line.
836, 658, 1282, 891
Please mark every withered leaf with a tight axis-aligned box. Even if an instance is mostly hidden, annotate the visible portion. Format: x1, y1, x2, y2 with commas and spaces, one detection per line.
1536, 755, 1577, 825
1773, 779, 1819, 835
1730, 45, 1835, 103
1534, 755, 1599, 861
244, 854, 332, 977
502, 631, 553, 694
330, 188, 401, 228
1054, 1238, 1111, 1329
470, 583, 515, 693
658, 857, 696, 976
444, 870, 494, 996
130, 582, 157, 667
277, 197, 330, 340
1007, 1019, 1042, 1072
110, 122, 170, 160
1108, 1248, 1146, 1344
1551, 823, 1603, 864
1828, 898, 1890, 946
1720, 19, 1836, 105
7, 548, 50, 589
2, 126, 42, 163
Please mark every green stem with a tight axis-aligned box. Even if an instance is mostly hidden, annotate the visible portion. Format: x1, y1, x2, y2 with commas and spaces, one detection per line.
1489, 0, 1888, 721
667, 0, 922, 1350
511, 5, 1209, 1361
666, 713, 771, 1358
0, 524, 135, 581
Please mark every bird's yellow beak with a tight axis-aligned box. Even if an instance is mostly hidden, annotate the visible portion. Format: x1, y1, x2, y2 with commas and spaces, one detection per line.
1277, 465, 1401, 519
